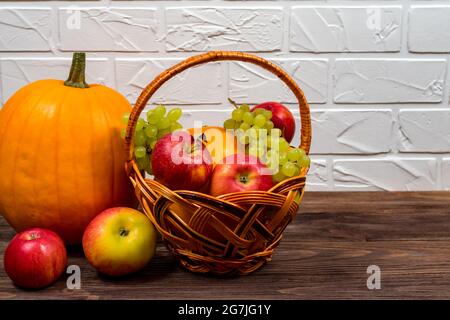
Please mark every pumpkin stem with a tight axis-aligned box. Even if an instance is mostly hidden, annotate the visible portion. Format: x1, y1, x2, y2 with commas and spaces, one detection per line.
64, 52, 89, 89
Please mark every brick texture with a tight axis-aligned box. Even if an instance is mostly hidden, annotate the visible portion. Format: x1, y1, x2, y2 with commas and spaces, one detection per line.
0, 1, 448, 191
290, 6, 402, 52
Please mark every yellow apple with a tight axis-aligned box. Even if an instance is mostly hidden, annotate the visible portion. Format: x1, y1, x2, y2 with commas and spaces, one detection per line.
187, 126, 238, 165
82, 207, 157, 277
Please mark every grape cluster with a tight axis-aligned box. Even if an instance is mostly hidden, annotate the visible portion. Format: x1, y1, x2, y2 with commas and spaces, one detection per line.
121, 105, 183, 173
267, 146, 311, 183
223, 104, 310, 183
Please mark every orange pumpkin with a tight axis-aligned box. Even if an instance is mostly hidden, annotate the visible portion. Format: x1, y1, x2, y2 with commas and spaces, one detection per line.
0, 52, 135, 244
187, 126, 238, 165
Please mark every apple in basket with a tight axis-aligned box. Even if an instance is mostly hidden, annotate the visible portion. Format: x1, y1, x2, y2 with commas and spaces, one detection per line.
151, 131, 213, 191
210, 154, 274, 196
252, 102, 296, 143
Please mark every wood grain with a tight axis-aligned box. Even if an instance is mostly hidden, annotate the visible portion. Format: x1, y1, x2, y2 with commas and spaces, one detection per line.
1, 192, 450, 300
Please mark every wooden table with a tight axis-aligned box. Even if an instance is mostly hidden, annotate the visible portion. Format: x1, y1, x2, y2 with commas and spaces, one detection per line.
1, 192, 449, 300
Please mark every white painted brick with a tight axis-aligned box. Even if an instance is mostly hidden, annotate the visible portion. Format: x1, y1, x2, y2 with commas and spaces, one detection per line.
283, 112, 302, 148
0, 8, 52, 51
409, 6, 450, 53
311, 110, 393, 154
333, 158, 437, 191
398, 110, 450, 153
165, 7, 283, 52
59, 7, 158, 51
115, 59, 223, 105
1, 1, 450, 192
334, 59, 446, 103
229, 59, 328, 104
442, 158, 450, 190
306, 159, 328, 191
0, 58, 111, 103
290, 6, 402, 52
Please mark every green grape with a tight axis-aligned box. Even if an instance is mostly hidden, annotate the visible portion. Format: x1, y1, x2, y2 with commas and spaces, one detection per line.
246, 128, 258, 139
257, 145, 266, 157
281, 162, 296, 177
267, 136, 274, 148
262, 110, 272, 120
298, 155, 311, 168
170, 122, 183, 132
122, 112, 131, 125
265, 120, 274, 130
238, 135, 249, 145
145, 125, 157, 138
266, 149, 276, 161
167, 108, 182, 122
145, 159, 153, 175
137, 155, 150, 172
254, 114, 266, 127
149, 139, 158, 149
240, 104, 250, 112
288, 148, 305, 162
242, 112, 254, 125
136, 158, 144, 170
154, 105, 166, 118
120, 128, 126, 139
266, 149, 278, 165
273, 170, 286, 183
134, 146, 147, 159
136, 118, 146, 131
232, 109, 244, 122
248, 146, 259, 157
293, 166, 300, 177
147, 111, 161, 124
254, 108, 264, 115
271, 128, 282, 137
265, 159, 278, 173
279, 138, 290, 152
279, 152, 288, 165
258, 136, 268, 148
157, 128, 171, 139
246, 138, 256, 149
157, 117, 171, 130
223, 119, 236, 130
256, 128, 268, 140
135, 130, 146, 147
240, 122, 251, 131
252, 125, 262, 133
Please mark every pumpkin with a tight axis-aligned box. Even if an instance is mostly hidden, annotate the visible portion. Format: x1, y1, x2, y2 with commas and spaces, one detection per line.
187, 126, 238, 165
0, 52, 136, 244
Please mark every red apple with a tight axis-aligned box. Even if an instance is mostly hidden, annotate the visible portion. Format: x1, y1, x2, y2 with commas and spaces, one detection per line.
151, 131, 213, 191
82, 207, 157, 277
210, 154, 274, 196
252, 102, 296, 143
4, 228, 67, 289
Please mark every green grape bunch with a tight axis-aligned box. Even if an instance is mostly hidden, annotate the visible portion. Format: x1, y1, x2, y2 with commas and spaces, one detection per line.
121, 105, 183, 174
223, 99, 311, 184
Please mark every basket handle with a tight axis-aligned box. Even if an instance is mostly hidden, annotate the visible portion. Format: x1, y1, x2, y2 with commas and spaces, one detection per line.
124, 51, 311, 162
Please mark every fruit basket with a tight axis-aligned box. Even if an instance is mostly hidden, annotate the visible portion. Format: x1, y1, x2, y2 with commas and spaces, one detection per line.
124, 51, 311, 275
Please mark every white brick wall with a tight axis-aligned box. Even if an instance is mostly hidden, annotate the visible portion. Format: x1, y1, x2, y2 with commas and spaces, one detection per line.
290, 6, 402, 52
0, 0, 449, 191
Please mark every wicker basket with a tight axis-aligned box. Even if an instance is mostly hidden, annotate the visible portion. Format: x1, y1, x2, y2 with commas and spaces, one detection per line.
124, 51, 311, 275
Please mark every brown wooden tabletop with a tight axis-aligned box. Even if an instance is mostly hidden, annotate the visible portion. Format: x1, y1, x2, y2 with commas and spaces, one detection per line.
1, 191, 450, 300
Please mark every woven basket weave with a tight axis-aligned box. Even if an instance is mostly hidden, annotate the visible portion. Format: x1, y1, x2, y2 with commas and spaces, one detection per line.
124, 51, 311, 275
